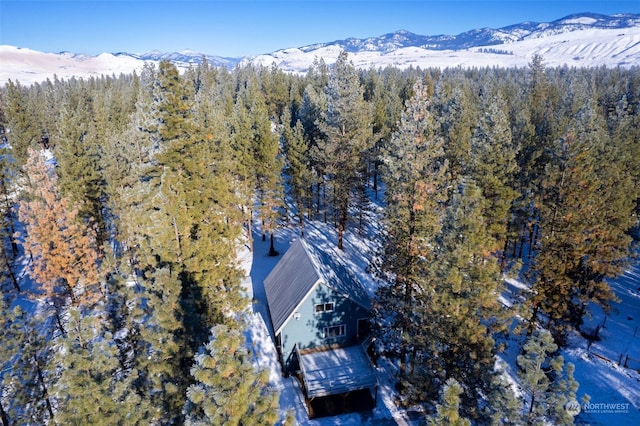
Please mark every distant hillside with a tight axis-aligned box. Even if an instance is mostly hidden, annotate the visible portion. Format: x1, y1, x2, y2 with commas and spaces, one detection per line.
250, 13, 640, 71
1, 12, 639, 85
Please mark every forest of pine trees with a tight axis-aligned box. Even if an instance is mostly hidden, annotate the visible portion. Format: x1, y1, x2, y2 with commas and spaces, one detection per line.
0, 54, 638, 424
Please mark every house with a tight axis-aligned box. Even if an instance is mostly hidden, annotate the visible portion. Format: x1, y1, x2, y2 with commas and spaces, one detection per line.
263, 238, 377, 416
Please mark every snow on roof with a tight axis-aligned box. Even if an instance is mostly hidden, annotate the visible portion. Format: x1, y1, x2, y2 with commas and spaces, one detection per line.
298, 345, 377, 398
264, 239, 321, 335
263, 238, 371, 336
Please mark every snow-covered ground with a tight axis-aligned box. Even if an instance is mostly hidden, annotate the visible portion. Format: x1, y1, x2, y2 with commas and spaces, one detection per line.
5, 156, 638, 424
3, 18, 640, 86
240, 211, 640, 424
240, 213, 416, 425
567, 261, 640, 425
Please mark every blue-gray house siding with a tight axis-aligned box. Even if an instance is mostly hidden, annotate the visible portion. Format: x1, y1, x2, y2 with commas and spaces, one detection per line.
264, 239, 372, 374
279, 284, 370, 371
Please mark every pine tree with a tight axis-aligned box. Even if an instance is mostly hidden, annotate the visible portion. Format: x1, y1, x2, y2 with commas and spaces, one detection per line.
133, 267, 187, 424
511, 55, 560, 260
433, 79, 476, 187
375, 79, 448, 380
260, 64, 292, 121
231, 71, 283, 250
528, 96, 635, 343
0, 149, 19, 291
0, 298, 19, 426
18, 148, 100, 307
470, 90, 519, 262
54, 85, 107, 247
508, 83, 538, 260
2, 80, 40, 165
518, 330, 580, 426
102, 63, 158, 246
183, 325, 280, 426
418, 181, 505, 420
50, 308, 123, 425
100, 263, 159, 425
364, 67, 404, 198
281, 109, 313, 235
230, 73, 260, 248
609, 94, 640, 221
319, 52, 372, 249
250, 87, 283, 249
297, 83, 327, 220
153, 60, 245, 326
485, 367, 522, 426
0, 305, 55, 425
428, 378, 471, 426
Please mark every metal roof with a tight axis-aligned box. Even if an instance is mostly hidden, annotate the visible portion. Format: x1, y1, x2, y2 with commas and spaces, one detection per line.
297, 344, 377, 398
263, 238, 371, 336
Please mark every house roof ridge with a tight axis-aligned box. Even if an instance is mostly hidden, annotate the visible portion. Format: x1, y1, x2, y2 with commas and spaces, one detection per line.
300, 238, 372, 311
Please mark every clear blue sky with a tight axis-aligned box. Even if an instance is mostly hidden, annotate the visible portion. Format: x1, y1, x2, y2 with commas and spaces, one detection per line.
1, 1, 639, 57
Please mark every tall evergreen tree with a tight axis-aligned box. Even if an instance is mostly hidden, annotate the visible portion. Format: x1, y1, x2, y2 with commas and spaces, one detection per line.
374, 79, 449, 380
518, 330, 580, 426
297, 83, 327, 219
433, 79, 476, 188
231, 71, 283, 249
528, 97, 635, 343
18, 148, 100, 307
416, 181, 505, 420
135, 267, 186, 424
319, 52, 372, 249
364, 67, 405, 198
470, 91, 520, 263
183, 325, 280, 426
0, 305, 55, 425
281, 109, 313, 234
2, 80, 40, 166
54, 85, 108, 247
50, 308, 123, 425
0, 149, 19, 291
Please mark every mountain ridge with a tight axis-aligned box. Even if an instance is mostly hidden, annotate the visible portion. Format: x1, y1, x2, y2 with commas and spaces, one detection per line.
2, 12, 640, 85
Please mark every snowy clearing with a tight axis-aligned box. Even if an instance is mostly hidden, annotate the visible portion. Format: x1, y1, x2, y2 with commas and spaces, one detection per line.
240, 215, 640, 425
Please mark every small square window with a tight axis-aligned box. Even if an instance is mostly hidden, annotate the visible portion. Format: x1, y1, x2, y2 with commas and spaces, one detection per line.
314, 302, 334, 313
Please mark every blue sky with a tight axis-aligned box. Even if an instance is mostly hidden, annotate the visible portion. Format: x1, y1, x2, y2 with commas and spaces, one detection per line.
1, 1, 639, 57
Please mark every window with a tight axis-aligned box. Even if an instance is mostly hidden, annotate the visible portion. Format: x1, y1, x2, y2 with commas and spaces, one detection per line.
323, 324, 346, 339
314, 302, 334, 313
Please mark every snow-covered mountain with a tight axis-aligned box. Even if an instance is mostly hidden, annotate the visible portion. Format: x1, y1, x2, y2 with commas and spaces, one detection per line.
116, 50, 237, 68
2, 12, 640, 85
250, 12, 640, 71
0, 46, 238, 85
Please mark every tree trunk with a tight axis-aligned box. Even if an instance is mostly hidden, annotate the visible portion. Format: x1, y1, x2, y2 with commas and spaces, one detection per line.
500, 237, 509, 272
34, 356, 55, 423
171, 215, 182, 263
0, 399, 9, 426
373, 160, 379, 200
526, 393, 536, 425
268, 232, 279, 257
526, 305, 539, 337
245, 208, 253, 252
2, 247, 19, 292
53, 303, 67, 336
